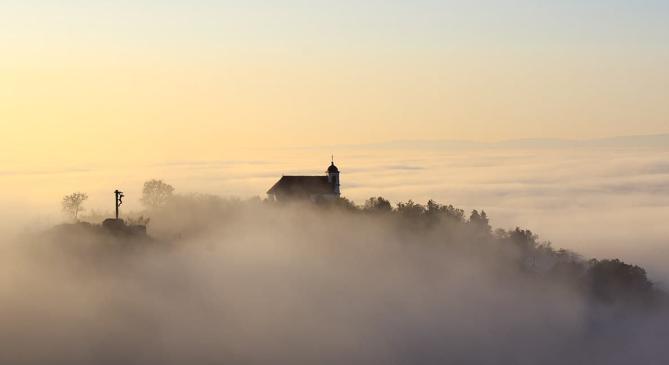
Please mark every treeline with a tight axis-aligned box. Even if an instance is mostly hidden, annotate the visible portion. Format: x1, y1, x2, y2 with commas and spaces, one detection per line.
315, 196, 660, 308
64, 180, 661, 309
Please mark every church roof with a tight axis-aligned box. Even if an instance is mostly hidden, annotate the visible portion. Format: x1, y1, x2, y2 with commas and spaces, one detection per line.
267, 176, 335, 196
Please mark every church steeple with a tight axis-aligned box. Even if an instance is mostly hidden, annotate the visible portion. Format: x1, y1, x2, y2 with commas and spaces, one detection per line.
326, 157, 340, 196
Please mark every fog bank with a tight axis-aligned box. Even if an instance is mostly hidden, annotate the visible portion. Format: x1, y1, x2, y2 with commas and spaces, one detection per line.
3, 138, 667, 282
1, 197, 667, 364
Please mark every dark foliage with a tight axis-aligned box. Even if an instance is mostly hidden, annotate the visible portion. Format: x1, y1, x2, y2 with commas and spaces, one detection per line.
588, 259, 654, 306
296, 196, 662, 307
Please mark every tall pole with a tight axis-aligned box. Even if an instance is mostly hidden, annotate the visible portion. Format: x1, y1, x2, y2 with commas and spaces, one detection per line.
114, 190, 124, 220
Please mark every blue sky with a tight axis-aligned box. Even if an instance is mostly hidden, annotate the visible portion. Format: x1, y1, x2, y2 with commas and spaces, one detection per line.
4, 1, 668, 48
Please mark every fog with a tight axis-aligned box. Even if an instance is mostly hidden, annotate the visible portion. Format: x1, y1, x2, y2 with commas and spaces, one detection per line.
1, 136, 668, 364
3, 136, 668, 282
1, 193, 668, 364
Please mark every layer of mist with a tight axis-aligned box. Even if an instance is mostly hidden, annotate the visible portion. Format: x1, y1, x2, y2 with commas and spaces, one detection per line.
1, 194, 667, 365
4, 138, 668, 283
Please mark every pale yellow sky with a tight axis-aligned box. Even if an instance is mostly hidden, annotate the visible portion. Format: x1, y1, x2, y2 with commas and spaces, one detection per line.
2, 1, 668, 167
4, 46, 668, 166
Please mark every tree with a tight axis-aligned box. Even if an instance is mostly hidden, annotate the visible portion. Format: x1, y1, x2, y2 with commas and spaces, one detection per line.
508, 227, 539, 252
62, 192, 88, 220
141, 179, 175, 209
469, 209, 491, 232
588, 259, 654, 304
396, 200, 425, 219
426, 200, 465, 223
363, 197, 392, 213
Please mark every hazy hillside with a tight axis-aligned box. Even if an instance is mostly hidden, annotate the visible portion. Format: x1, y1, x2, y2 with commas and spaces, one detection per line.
1, 194, 667, 365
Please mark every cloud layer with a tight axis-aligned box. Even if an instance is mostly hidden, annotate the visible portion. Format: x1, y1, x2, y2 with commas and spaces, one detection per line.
1, 199, 667, 364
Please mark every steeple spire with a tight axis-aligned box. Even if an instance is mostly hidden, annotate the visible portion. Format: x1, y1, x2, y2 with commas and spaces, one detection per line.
326, 158, 340, 196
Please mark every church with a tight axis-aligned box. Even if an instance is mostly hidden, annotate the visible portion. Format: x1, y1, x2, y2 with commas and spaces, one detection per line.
267, 160, 341, 201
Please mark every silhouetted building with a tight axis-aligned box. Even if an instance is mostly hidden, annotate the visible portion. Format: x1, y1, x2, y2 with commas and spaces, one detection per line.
267, 160, 341, 201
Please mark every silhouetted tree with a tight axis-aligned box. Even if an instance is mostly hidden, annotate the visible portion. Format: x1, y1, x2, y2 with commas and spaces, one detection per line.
364, 197, 392, 213
470, 209, 481, 222
396, 200, 424, 219
509, 227, 538, 252
334, 197, 358, 211
141, 179, 175, 209
444, 204, 465, 222
469, 209, 491, 232
588, 259, 654, 305
422, 200, 465, 226
62, 192, 88, 220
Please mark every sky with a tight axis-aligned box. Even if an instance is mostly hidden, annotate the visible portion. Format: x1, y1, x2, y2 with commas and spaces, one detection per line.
2, 5, 669, 362
2, 1, 669, 167
1, 1, 668, 277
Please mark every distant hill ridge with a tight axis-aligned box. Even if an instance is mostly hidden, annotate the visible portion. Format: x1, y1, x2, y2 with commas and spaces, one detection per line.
329, 133, 669, 150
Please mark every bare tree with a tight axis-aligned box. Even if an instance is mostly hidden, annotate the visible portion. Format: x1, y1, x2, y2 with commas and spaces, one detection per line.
62, 192, 88, 220
141, 179, 175, 209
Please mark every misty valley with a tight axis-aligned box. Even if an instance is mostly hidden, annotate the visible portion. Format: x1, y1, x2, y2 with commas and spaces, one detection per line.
4, 1, 669, 363
2, 180, 667, 365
